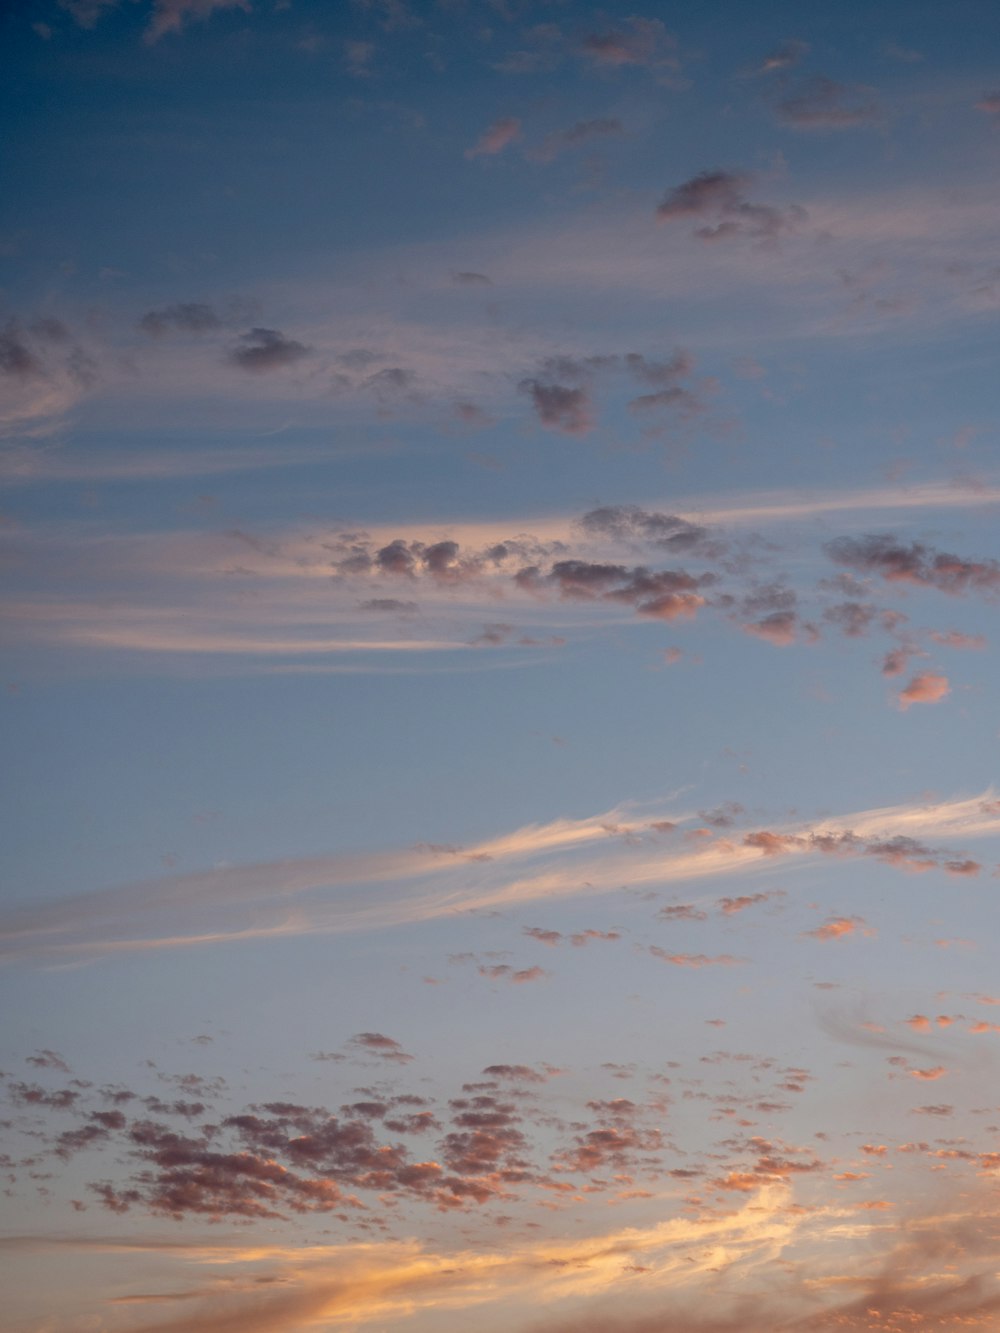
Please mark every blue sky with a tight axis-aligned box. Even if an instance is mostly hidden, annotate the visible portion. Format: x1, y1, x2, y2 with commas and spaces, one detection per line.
4, 2, 1000, 1330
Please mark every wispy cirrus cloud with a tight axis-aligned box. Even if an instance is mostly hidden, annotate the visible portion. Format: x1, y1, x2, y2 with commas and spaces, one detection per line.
2, 790, 997, 963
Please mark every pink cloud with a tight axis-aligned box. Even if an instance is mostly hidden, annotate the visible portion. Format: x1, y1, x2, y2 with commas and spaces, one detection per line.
741, 611, 800, 646
648, 947, 743, 967
929, 630, 986, 650
465, 117, 521, 159
804, 916, 872, 941
146, 0, 251, 44
897, 671, 950, 710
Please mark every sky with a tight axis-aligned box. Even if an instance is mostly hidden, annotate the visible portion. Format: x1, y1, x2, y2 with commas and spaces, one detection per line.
3, 0, 1000, 1329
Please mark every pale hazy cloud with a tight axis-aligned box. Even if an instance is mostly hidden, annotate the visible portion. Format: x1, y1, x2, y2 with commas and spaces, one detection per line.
465, 117, 522, 159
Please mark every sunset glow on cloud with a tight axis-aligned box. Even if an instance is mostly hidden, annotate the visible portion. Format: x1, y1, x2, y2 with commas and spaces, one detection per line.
3, 2, 1000, 1330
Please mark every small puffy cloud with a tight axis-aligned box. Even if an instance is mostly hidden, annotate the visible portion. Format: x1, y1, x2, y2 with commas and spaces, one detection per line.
465, 117, 521, 159
658, 903, 708, 921
481, 1064, 548, 1083
827, 533, 1000, 595
882, 647, 915, 678
774, 76, 881, 129
349, 1032, 414, 1063
451, 271, 493, 286
648, 947, 743, 967
655, 170, 805, 241
755, 39, 809, 74
976, 92, 1000, 114
25, 1048, 71, 1072
229, 327, 310, 374
478, 964, 547, 983
523, 926, 562, 946
944, 859, 980, 876
579, 503, 713, 554
804, 916, 872, 941
897, 671, 950, 710
742, 611, 800, 646
743, 830, 797, 856
520, 379, 593, 435
717, 893, 775, 915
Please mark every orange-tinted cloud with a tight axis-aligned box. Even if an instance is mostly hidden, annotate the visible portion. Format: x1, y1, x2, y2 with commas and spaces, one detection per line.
804, 916, 872, 941
897, 670, 950, 709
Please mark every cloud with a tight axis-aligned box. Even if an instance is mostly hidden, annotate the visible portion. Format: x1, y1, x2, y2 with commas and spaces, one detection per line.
0, 325, 44, 379
579, 504, 715, 554
451, 271, 493, 286
4, 790, 998, 963
228, 328, 310, 374
519, 379, 594, 434
578, 17, 677, 71
754, 40, 809, 74
477, 964, 547, 983
774, 76, 881, 129
655, 171, 805, 241
826, 533, 1000, 595
717, 893, 776, 915
897, 671, 950, 710
345, 39, 375, 77
741, 611, 801, 646
25, 1049, 71, 1073
976, 92, 1000, 114
648, 948, 743, 967
145, 0, 251, 44
465, 118, 522, 159
530, 118, 624, 163
481, 1065, 548, 1083
803, 915, 872, 941
56, 0, 120, 27
928, 630, 985, 650
138, 303, 223, 336
349, 1032, 414, 1063
0, 317, 100, 436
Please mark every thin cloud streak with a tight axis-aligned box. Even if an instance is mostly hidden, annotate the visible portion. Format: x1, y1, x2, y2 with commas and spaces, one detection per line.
3, 791, 997, 963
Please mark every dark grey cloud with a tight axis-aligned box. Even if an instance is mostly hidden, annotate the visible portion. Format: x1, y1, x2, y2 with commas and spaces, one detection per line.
0, 325, 44, 379
826, 534, 1000, 596
451, 271, 493, 286
229, 327, 310, 374
520, 379, 593, 435
579, 505, 715, 554
656, 170, 806, 241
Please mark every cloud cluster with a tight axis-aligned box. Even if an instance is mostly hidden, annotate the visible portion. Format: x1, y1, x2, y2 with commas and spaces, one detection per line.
655, 171, 806, 242
827, 533, 1000, 597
